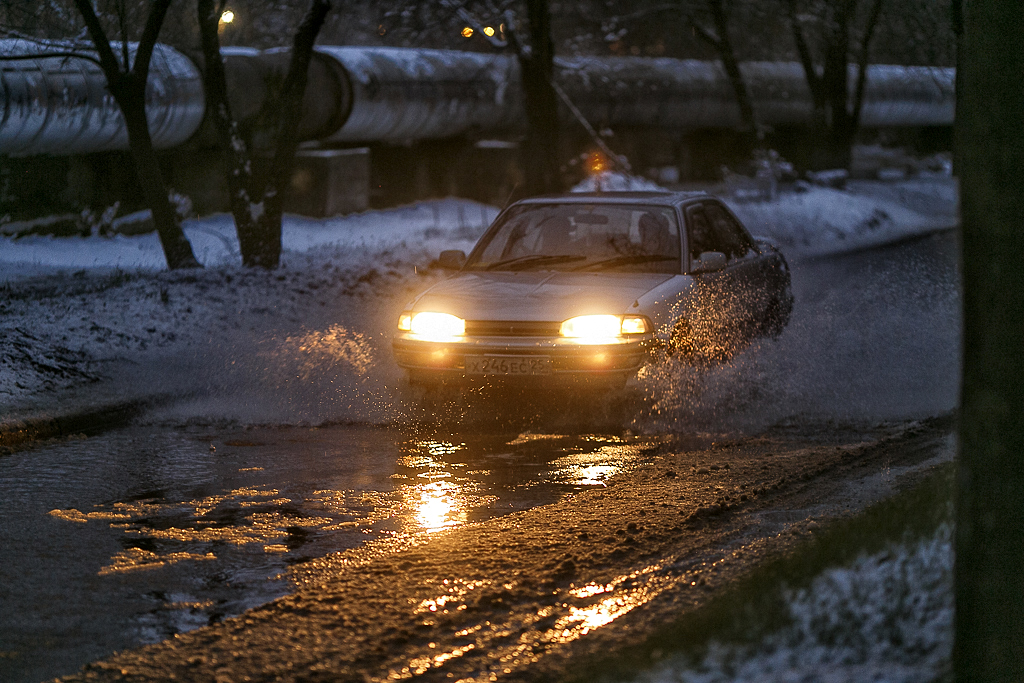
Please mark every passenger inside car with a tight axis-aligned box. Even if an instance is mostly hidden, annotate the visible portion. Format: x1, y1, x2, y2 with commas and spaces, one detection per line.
639, 211, 677, 258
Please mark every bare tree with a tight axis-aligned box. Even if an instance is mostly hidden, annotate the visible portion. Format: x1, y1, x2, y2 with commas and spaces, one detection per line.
197, 0, 331, 268
71, 0, 200, 269
785, 0, 884, 170
504, 0, 562, 195
954, 0, 1024, 680
685, 0, 760, 151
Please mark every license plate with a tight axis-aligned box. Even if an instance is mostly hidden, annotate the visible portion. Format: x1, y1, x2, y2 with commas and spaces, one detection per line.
465, 355, 552, 376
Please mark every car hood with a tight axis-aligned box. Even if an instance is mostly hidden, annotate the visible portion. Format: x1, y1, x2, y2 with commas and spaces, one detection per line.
411, 271, 676, 321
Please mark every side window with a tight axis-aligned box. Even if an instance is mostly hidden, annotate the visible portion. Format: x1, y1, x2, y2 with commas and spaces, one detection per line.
686, 206, 727, 261
704, 203, 756, 260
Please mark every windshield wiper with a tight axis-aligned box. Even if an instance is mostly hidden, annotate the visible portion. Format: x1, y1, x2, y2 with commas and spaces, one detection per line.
574, 254, 677, 271
484, 254, 587, 271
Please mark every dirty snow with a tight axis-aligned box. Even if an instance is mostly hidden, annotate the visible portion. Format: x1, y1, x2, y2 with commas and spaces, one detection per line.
0, 199, 495, 419
631, 525, 952, 683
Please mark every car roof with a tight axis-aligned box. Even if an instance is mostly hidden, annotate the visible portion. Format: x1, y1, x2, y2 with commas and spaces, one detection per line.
512, 190, 712, 208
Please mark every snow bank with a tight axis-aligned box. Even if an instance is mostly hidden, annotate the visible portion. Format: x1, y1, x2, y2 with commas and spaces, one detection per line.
632, 525, 953, 683
728, 183, 957, 258
0, 198, 495, 276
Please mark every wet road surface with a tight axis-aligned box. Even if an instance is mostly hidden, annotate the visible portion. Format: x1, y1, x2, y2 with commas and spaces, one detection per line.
0, 425, 702, 683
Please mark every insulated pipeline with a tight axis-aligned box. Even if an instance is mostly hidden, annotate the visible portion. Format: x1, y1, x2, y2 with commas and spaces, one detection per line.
0, 39, 205, 157
0, 40, 954, 157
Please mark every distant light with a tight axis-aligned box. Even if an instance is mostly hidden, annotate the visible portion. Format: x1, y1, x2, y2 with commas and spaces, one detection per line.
461, 26, 473, 38
378, 24, 386, 36
219, 9, 234, 24
587, 150, 608, 175
483, 26, 495, 37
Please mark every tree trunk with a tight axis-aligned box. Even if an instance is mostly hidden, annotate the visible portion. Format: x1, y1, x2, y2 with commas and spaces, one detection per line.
197, 0, 261, 266
518, 0, 561, 196
254, 0, 331, 269
820, 0, 855, 169
198, 0, 329, 269
72, 0, 199, 269
954, 1, 1024, 680
707, 0, 758, 152
118, 81, 201, 269
786, 0, 883, 171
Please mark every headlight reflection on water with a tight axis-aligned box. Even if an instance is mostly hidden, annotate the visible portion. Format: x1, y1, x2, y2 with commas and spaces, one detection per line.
48, 487, 352, 576
407, 480, 467, 532
397, 439, 496, 534
548, 442, 642, 488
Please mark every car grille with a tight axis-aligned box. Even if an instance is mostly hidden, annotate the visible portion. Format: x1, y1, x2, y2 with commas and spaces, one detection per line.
464, 320, 561, 337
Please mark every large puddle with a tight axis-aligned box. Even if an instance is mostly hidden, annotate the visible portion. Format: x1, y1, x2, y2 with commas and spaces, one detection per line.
0, 423, 706, 683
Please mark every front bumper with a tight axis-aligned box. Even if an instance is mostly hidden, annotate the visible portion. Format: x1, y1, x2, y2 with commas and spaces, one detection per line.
392, 333, 651, 385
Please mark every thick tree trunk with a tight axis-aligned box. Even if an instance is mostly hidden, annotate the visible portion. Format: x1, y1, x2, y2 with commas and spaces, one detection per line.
954, 1, 1024, 680
518, 0, 561, 196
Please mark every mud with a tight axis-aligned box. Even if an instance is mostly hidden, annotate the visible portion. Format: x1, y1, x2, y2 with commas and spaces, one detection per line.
59, 416, 954, 682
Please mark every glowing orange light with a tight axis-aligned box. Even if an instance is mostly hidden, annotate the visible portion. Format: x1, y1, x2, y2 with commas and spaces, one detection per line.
483, 26, 495, 37
461, 26, 474, 37
587, 151, 608, 175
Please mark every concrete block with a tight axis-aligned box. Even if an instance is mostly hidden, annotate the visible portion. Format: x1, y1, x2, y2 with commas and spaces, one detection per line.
286, 147, 370, 217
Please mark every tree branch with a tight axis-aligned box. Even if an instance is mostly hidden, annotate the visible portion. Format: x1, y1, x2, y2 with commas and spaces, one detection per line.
687, 17, 721, 49
134, 0, 172, 83
550, 79, 631, 172
787, 0, 822, 106
0, 50, 103, 67
269, 0, 331, 192
71, 0, 122, 77
851, 0, 884, 126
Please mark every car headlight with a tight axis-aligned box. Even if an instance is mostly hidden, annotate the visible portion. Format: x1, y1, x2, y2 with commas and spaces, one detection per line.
560, 314, 650, 342
399, 311, 465, 341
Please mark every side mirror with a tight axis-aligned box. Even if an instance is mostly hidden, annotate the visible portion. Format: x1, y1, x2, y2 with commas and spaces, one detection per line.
691, 251, 726, 274
437, 250, 467, 270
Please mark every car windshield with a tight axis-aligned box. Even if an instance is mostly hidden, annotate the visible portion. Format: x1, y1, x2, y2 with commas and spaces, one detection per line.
465, 203, 681, 273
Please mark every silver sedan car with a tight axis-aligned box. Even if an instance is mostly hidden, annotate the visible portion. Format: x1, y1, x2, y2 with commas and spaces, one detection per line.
393, 191, 792, 387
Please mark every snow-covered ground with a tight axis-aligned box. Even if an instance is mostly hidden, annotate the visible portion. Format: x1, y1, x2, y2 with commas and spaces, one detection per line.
630, 525, 952, 683
0, 199, 496, 421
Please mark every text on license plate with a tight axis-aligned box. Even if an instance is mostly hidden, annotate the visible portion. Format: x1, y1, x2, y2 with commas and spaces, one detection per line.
465, 355, 552, 375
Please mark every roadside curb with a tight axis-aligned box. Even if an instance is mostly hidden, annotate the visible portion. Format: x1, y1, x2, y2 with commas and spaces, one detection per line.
0, 395, 170, 452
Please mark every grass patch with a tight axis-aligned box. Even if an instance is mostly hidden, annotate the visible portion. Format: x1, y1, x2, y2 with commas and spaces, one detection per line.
570, 461, 955, 682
